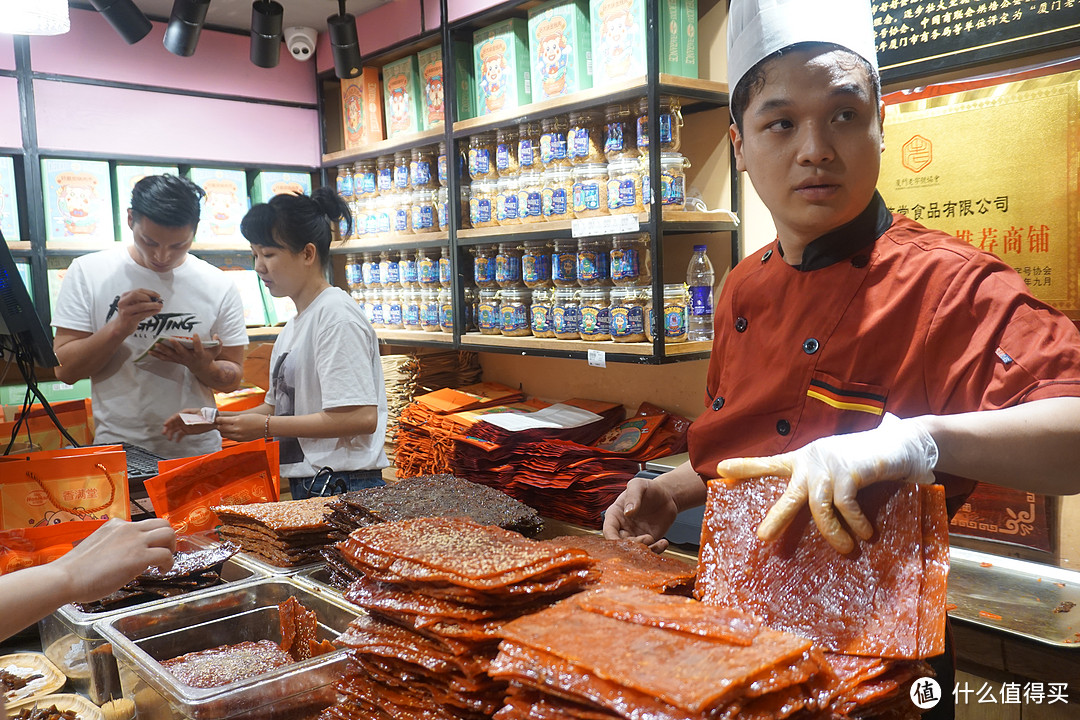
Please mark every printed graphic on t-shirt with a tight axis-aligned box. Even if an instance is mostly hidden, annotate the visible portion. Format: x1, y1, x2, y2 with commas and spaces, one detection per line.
271, 351, 302, 465
105, 295, 204, 340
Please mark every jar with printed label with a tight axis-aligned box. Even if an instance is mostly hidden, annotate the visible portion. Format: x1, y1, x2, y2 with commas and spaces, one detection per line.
606, 158, 644, 215
402, 288, 422, 330
603, 103, 638, 161
496, 242, 524, 288
417, 248, 440, 288
499, 287, 531, 337
572, 163, 609, 218
645, 283, 688, 343
376, 155, 394, 195
530, 288, 555, 338
410, 146, 437, 190
420, 288, 440, 332
354, 159, 377, 198
411, 189, 437, 234
350, 200, 367, 240
393, 150, 411, 192
382, 287, 404, 330
539, 115, 570, 169
473, 244, 497, 288
368, 288, 385, 329
378, 251, 400, 286
541, 166, 572, 220
344, 254, 363, 292
393, 192, 414, 234
579, 287, 612, 341
551, 238, 577, 287
517, 170, 544, 224
568, 110, 604, 165
609, 287, 649, 342
361, 251, 379, 288
641, 152, 688, 211
468, 132, 497, 180
352, 287, 365, 312
438, 287, 454, 333
437, 141, 449, 187
517, 121, 542, 171
477, 288, 501, 335
576, 237, 611, 286
336, 164, 355, 201
360, 289, 375, 324
495, 126, 519, 177
469, 179, 497, 228
552, 287, 581, 339
374, 195, 394, 234
610, 233, 650, 286
464, 286, 479, 332
435, 187, 450, 231
637, 96, 683, 153
496, 176, 520, 226
398, 250, 419, 287
362, 197, 380, 236
439, 245, 453, 287
522, 240, 552, 288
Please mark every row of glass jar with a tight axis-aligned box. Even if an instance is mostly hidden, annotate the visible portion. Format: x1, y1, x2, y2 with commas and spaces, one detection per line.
473, 236, 653, 289
354, 286, 458, 333
467, 97, 683, 181
344, 249, 452, 290
336, 145, 444, 201
476, 285, 690, 343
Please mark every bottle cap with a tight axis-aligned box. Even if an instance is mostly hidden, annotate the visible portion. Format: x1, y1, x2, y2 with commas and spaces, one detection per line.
694, 245, 707, 251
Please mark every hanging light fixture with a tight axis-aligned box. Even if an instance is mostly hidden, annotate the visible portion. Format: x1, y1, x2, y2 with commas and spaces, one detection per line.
327, 0, 362, 79
0, 0, 70, 36
164, 0, 211, 57
89, 0, 153, 45
250, 0, 284, 68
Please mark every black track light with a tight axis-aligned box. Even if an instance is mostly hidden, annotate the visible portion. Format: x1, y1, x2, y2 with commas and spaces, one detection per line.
250, 1, 284, 68
327, 1, 362, 79
164, 0, 211, 57
89, 0, 153, 45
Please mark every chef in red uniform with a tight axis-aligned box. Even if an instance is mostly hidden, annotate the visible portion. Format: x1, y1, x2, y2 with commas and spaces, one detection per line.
604, 1, 1080, 715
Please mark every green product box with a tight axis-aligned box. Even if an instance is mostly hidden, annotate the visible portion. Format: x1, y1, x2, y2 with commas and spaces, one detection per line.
453, 41, 476, 121
473, 19, 532, 117
590, 0, 682, 84
0, 378, 92, 407
252, 171, 312, 203
382, 55, 424, 138
681, 0, 698, 80
114, 164, 178, 240
416, 45, 447, 130
188, 167, 250, 244
42, 158, 115, 245
528, 0, 593, 101
0, 156, 20, 242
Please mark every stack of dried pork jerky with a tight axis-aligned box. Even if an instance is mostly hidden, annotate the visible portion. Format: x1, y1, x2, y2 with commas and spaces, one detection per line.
321, 474, 543, 589
211, 496, 336, 567
491, 585, 834, 720
74, 541, 239, 613
542, 534, 696, 595
696, 477, 948, 718
321, 517, 597, 720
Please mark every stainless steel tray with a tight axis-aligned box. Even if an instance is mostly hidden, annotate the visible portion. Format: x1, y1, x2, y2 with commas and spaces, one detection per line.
947, 547, 1080, 648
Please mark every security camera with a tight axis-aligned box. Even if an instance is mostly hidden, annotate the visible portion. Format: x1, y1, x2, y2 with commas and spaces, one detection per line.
285, 26, 317, 61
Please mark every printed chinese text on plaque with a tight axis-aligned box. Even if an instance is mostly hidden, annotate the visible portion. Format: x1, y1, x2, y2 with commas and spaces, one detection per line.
879, 69, 1079, 317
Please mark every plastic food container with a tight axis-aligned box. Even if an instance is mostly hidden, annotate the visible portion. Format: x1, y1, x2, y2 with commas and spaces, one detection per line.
642, 152, 689, 211
607, 158, 644, 215
609, 286, 649, 342
420, 288, 441, 332
579, 287, 612, 341
496, 242, 524, 288
531, 288, 555, 338
410, 146, 437, 189
522, 240, 552, 288
496, 176, 521, 226
495, 126, 519, 177
647, 283, 689, 343
551, 238, 578, 288
576, 237, 611, 287
469, 179, 497, 228
517, 170, 544, 224
610, 233, 651, 286
637, 96, 683, 153
477, 288, 501, 335
539, 115, 570, 169
468, 132, 497, 180
604, 103, 638, 161
499, 287, 531, 337
552, 287, 581, 339
96, 578, 359, 720
541, 167, 572, 220
517, 121, 542, 171
393, 150, 411, 192
568, 110, 604, 165
438, 287, 454, 333
39, 537, 265, 705
572, 163, 609, 218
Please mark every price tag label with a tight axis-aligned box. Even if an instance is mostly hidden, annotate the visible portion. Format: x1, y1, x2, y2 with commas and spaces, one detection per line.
587, 349, 607, 368
572, 214, 640, 238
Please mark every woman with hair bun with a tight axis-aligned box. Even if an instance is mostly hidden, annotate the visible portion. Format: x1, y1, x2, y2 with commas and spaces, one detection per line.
165, 188, 388, 498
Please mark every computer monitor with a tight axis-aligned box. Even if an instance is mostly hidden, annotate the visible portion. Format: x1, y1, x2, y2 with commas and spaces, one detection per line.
0, 229, 59, 369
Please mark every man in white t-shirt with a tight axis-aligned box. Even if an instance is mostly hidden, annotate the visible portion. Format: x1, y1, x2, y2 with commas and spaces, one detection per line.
52, 174, 248, 458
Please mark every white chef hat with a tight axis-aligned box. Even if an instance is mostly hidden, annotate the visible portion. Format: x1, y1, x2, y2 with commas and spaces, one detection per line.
727, 0, 879, 96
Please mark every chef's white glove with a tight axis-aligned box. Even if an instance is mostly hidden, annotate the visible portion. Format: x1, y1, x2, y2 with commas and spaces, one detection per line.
715, 413, 938, 553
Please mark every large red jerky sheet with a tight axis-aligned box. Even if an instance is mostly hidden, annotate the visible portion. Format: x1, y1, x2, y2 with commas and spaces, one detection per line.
495, 593, 814, 714
541, 535, 696, 593
695, 477, 948, 659
160, 639, 293, 689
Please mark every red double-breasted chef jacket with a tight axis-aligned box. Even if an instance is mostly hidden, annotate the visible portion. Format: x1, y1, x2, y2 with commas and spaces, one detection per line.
687, 193, 1080, 513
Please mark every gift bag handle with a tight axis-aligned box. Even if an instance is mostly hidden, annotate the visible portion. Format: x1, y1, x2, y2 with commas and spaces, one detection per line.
27, 463, 118, 517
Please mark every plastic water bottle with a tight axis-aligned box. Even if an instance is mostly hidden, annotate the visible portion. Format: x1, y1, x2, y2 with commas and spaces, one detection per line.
686, 245, 715, 341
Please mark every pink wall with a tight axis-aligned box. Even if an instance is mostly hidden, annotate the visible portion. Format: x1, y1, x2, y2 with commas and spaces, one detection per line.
0, 35, 14, 71
446, 0, 507, 23
30, 8, 316, 105
424, 0, 441, 32
0, 78, 21, 148
34, 80, 320, 167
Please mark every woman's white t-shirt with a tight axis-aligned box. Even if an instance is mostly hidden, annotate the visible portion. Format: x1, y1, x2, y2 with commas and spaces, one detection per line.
266, 286, 388, 478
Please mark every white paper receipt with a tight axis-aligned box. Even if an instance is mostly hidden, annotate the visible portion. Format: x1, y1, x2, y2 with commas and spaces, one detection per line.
179, 407, 218, 426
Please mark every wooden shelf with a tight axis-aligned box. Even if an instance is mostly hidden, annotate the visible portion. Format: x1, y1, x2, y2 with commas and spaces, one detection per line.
452, 75, 729, 138
459, 332, 711, 361
456, 210, 738, 244
331, 231, 450, 254
323, 128, 445, 166
190, 242, 252, 253
5, 241, 32, 253
43, 241, 117, 254
377, 329, 455, 344
247, 325, 284, 341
